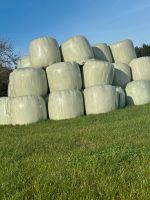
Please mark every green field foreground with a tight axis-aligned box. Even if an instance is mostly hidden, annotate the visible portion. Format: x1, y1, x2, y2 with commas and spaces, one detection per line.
0, 105, 150, 200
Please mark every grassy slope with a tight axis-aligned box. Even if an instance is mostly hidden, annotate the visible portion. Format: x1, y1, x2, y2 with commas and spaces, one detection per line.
0, 104, 150, 200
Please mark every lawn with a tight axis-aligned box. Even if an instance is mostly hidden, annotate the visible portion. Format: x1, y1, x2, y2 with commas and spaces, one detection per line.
0, 104, 150, 200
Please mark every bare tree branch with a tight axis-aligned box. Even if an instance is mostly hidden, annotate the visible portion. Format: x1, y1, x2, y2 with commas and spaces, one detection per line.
0, 39, 19, 68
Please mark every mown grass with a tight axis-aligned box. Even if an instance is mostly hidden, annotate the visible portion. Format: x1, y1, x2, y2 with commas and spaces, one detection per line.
0, 104, 150, 200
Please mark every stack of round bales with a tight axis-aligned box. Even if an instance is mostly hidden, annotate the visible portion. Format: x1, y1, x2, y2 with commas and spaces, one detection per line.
1, 36, 62, 125
82, 59, 118, 114
8, 66, 48, 125
109, 39, 136, 107
110, 39, 150, 106
126, 57, 150, 105
1, 35, 149, 125
45, 35, 96, 120
6, 67, 48, 125
46, 61, 84, 120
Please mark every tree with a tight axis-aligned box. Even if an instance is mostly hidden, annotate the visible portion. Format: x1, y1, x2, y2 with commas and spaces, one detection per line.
0, 39, 19, 68
0, 39, 18, 96
135, 44, 150, 58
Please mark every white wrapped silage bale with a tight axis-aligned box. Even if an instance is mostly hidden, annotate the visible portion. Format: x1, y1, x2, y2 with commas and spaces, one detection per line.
48, 89, 84, 120
129, 57, 150, 81
17, 56, 31, 68
84, 85, 118, 114
60, 35, 94, 65
83, 60, 114, 88
8, 68, 48, 97
116, 87, 126, 108
112, 62, 131, 88
125, 80, 150, 105
0, 97, 11, 125
46, 61, 82, 91
10, 96, 47, 125
29, 37, 61, 68
92, 43, 112, 62
110, 40, 136, 64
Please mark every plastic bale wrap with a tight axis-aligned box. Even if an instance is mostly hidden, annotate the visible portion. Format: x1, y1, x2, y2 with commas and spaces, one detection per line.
84, 85, 118, 114
29, 37, 61, 68
92, 43, 112, 62
44, 95, 49, 110
110, 40, 136, 64
112, 62, 131, 88
48, 89, 84, 120
129, 57, 150, 81
60, 35, 94, 65
83, 60, 114, 88
0, 97, 11, 125
17, 56, 31, 68
116, 87, 126, 108
8, 68, 48, 97
46, 61, 82, 91
10, 96, 47, 125
125, 80, 150, 105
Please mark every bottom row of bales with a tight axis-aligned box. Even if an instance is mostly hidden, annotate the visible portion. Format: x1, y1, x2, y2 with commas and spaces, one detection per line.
0, 85, 125, 125
1, 80, 150, 125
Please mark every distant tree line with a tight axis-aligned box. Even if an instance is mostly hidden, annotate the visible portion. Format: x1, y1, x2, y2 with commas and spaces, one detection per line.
135, 44, 150, 57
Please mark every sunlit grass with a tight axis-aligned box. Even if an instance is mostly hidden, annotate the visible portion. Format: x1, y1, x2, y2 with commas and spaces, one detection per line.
0, 104, 150, 199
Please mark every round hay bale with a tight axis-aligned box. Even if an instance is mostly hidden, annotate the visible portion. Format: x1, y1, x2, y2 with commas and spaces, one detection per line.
110, 40, 136, 64
46, 61, 82, 91
125, 80, 150, 105
29, 37, 61, 68
129, 57, 150, 81
116, 87, 126, 108
60, 35, 94, 65
8, 68, 48, 97
10, 96, 47, 125
17, 56, 31, 68
48, 89, 84, 120
112, 62, 131, 88
92, 43, 112, 62
83, 60, 114, 88
0, 97, 11, 125
84, 85, 118, 114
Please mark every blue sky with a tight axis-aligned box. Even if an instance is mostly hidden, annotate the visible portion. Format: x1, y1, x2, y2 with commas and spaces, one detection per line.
0, 0, 150, 56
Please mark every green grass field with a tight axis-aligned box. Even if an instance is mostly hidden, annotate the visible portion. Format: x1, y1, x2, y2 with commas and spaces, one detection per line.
0, 104, 150, 200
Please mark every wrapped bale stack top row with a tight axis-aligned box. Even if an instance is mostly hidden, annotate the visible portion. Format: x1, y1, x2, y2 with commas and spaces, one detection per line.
1, 35, 150, 125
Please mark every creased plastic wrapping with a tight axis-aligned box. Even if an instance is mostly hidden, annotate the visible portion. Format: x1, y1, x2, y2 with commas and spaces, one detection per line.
0, 97, 11, 125
29, 37, 61, 68
83, 60, 114, 88
113, 62, 131, 88
92, 43, 112, 62
8, 68, 48, 97
0, 96, 47, 125
48, 89, 84, 120
46, 62, 82, 91
125, 80, 150, 105
110, 40, 136, 64
60, 35, 94, 65
17, 56, 31, 68
129, 57, 150, 81
116, 87, 126, 108
10, 96, 47, 125
84, 85, 118, 114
